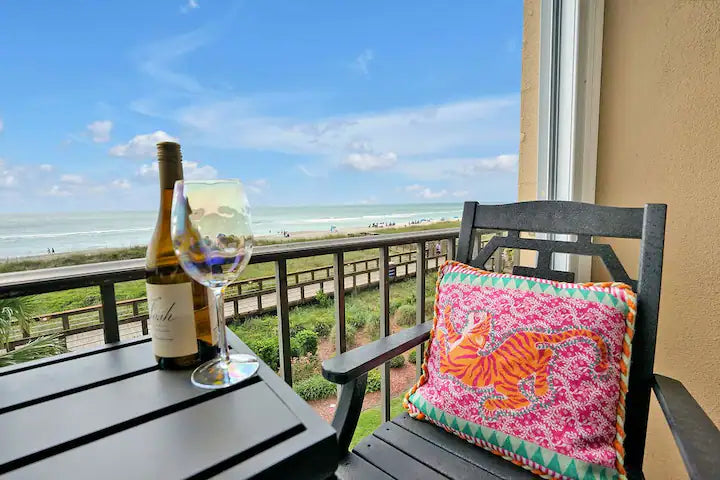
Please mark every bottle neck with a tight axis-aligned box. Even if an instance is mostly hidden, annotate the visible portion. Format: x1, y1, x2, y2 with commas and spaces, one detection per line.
157, 160, 183, 212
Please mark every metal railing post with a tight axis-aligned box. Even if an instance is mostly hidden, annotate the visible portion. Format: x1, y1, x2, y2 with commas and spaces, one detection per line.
275, 259, 292, 385
334, 252, 346, 356
415, 242, 426, 378
100, 283, 120, 344
379, 246, 391, 422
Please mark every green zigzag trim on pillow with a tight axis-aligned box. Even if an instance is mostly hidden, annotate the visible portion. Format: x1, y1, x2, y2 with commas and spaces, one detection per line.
408, 391, 621, 480
439, 271, 629, 315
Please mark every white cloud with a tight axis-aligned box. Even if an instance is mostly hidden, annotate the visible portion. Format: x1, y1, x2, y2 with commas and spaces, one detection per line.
351, 49, 374, 76
404, 184, 448, 200
246, 178, 268, 194
137, 160, 217, 181
452, 190, 470, 198
110, 131, 178, 158
87, 120, 113, 143
60, 174, 84, 184
297, 164, 327, 178
112, 179, 131, 189
358, 196, 377, 205
184, 161, 217, 180
180, 0, 199, 13
418, 188, 447, 199
0, 159, 20, 188
176, 95, 519, 161
0, 175, 16, 188
474, 154, 518, 172
137, 28, 212, 92
39, 164, 53, 172
342, 151, 397, 171
46, 185, 71, 197
397, 153, 519, 180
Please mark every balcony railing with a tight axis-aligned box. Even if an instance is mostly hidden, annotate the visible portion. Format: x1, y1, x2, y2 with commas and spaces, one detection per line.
0, 227, 514, 413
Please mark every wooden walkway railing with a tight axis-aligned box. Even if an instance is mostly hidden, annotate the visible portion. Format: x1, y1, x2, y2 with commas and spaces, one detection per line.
0, 227, 512, 400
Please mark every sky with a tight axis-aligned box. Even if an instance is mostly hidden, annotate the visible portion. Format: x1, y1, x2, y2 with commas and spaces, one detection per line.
0, 0, 522, 213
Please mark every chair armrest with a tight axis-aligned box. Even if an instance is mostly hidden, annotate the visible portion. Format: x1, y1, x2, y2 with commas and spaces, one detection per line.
322, 322, 432, 384
653, 374, 720, 479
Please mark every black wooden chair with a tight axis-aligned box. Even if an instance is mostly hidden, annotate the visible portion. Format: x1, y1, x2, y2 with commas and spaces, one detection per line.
322, 201, 720, 480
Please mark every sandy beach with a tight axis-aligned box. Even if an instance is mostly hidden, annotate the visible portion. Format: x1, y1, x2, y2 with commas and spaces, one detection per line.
5, 218, 455, 266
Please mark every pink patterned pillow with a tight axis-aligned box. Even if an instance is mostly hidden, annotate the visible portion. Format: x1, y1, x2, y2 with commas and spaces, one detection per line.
404, 261, 636, 480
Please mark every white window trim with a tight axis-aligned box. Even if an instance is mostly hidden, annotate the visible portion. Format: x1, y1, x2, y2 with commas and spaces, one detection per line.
537, 0, 605, 282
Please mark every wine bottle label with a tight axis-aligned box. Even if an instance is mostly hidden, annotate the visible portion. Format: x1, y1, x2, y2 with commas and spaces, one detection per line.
207, 289, 219, 345
146, 282, 198, 357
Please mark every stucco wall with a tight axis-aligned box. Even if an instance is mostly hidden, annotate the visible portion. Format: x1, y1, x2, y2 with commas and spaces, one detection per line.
518, 0, 540, 204
518, 1, 720, 478
517, 0, 541, 268
597, 2, 720, 478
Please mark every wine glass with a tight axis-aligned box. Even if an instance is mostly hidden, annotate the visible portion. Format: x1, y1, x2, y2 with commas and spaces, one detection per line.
170, 179, 258, 389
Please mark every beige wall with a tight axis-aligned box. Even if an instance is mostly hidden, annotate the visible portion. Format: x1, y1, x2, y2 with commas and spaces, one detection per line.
518, 1, 720, 478
518, 0, 540, 204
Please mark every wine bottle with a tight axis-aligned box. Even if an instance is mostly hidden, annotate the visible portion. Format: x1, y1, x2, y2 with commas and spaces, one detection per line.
145, 141, 219, 369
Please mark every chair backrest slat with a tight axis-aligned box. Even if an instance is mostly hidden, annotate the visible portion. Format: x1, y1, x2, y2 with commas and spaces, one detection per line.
456, 200, 667, 474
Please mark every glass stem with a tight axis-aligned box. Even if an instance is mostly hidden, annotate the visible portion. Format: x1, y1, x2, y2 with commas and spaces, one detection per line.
213, 286, 230, 363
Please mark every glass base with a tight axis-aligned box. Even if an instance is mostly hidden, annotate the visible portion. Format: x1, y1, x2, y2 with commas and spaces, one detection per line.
191, 353, 259, 389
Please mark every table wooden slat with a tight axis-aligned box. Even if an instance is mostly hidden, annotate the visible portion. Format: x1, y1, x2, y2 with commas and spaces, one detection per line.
0, 341, 156, 414
0, 370, 220, 472
214, 430, 337, 480
5, 382, 303, 480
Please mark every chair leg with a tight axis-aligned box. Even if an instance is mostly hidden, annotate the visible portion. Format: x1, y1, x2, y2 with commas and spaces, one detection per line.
332, 374, 368, 456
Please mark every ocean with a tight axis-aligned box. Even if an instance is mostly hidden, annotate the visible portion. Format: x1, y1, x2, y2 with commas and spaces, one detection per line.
0, 203, 462, 258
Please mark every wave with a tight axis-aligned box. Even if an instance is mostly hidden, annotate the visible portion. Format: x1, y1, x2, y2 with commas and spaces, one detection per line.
0, 227, 153, 240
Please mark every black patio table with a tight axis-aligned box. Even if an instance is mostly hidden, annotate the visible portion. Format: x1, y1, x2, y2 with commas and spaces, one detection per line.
0, 329, 338, 479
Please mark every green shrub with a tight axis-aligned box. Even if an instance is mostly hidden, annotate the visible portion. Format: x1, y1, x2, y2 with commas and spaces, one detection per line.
389, 354, 405, 368
389, 298, 404, 315
366, 318, 380, 341
246, 337, 279, 371
425, 298, 435, 318
408, 349, 417, 364
315, 290, 331, 308
293, 374, 337, 401
347, 305, 373, 329
295, 330, 318, 356
366, 369, 381, 392
290, 337, 301, 358
395, 304, 416, 327
291, 353, 321, 383
313, 321, 331, 338
331, 323, 358, 349
289, 324, 306, 337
